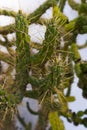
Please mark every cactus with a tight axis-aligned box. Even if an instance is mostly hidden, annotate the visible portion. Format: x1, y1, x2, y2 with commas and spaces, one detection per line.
0, 0, 87, 130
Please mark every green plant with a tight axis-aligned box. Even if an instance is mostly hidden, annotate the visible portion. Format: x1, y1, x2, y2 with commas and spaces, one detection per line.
0, 0, 87, 130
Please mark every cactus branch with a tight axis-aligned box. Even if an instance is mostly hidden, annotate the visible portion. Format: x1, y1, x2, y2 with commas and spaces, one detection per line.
0, 24, 15, 35
0, 9, 17, 17
0, 51, 15, 65
27, 0, 59, 23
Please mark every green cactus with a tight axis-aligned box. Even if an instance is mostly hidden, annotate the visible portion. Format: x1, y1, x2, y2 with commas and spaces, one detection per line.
0, 0, 87, 130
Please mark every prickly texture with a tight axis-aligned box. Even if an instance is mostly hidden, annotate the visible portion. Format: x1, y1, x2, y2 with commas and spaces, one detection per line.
15, 11, 30, 98
0, 9, 16, 17
31, 20, 58, 65
27, 0, 59, 23
0, 0, 87, 129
